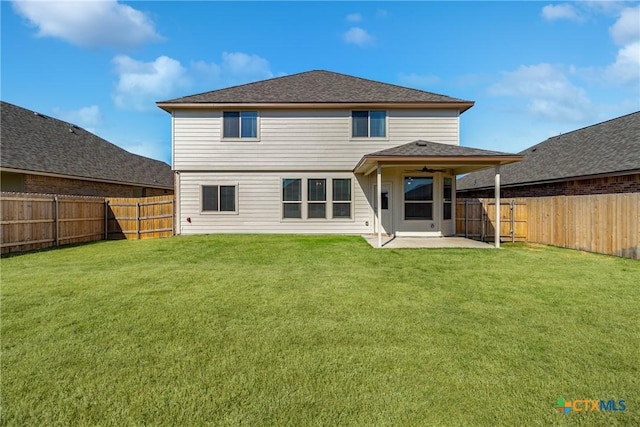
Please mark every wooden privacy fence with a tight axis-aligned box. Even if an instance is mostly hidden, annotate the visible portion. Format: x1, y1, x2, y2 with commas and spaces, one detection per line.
1, 193, 105, 254
107, 196, 175, 240
457, 193, 639, 259
1, 193, 174, 254
526, 193, 639, 260
456, 198, 528, 242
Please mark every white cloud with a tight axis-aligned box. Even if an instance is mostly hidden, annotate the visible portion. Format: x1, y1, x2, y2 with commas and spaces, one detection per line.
604, 41, 640, 83
52, 105, 103, 131
112, 55, 190, 111
190, 52, 273, 88
11, 0, 162, 49
346, 13, 362, 23
343, 27, 373, 47
220, 52, 273, 80
610, 5, 640, 45
541, 4, 583, 22
489, 63, 593, 122
398, 73, 441, 88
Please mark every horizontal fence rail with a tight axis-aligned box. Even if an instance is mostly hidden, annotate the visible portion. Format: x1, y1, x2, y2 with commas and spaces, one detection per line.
457, 193, 639, 259
1, 193, 175, 254
106, 196, 175, 240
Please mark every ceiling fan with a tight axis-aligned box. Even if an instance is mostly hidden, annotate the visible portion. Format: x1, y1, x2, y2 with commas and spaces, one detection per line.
404, 166, 443, 173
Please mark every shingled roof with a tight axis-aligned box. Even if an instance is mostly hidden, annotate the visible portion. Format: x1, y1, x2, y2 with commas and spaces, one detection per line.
157, 70, 473, 110
1, 101, 173, 189
457, 111, 640, 191
366, 140, 517, 158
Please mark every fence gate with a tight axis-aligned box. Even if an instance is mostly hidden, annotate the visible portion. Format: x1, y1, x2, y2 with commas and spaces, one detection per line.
456, 198, 527, 242
106, 196, 175, 240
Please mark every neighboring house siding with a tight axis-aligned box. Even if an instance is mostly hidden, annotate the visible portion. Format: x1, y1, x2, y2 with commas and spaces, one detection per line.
1, 172, 172, 197
173, 109, 459, 171
457, 173, 640, 198
178, 172, 371, 235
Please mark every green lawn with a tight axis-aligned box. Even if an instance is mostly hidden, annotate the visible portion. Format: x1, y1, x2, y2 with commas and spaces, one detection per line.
1, 235, 639, 426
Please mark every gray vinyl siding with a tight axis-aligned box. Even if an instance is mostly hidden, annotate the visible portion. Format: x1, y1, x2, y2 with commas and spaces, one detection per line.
178, 172, 372, 235
173, 109, 459, 171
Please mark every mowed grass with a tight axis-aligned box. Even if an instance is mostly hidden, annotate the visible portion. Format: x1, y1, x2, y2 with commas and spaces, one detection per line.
1, 235, 639, 426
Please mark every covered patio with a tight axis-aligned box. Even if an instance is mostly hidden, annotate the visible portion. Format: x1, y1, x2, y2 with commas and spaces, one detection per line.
362, 235, 494, 249
354, 140, 522, 248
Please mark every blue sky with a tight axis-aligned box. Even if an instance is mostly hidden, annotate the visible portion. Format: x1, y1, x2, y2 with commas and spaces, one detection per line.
2, 1, 639, 165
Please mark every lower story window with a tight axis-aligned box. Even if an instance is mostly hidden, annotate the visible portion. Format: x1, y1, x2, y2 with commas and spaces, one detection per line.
283, 178, 302, 219
282, 178, 352, 220
332, 178, 352, 218
404, 177, 433, 220
202, 185, 237, 212
443, 177, 453, 220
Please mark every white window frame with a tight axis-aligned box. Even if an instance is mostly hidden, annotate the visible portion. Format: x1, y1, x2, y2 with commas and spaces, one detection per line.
281, 178, 354, 222
221, 111, 260, 141
350, 110, 388, 139
403, 176, 434, 221
200, 183, 239, 214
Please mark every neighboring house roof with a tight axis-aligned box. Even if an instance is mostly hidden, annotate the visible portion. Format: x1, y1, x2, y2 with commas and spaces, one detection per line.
457, 111, 640, 191
1, 101, 173, 189
157, 70, 474, 111
354, 140, 522, 175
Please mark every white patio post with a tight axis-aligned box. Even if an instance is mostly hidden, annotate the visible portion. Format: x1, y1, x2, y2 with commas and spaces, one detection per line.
495, 165, 501, 249
377, 164, 382, 248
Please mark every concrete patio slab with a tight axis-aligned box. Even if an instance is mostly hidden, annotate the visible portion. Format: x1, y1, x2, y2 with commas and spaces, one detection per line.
362, 235, 494, 249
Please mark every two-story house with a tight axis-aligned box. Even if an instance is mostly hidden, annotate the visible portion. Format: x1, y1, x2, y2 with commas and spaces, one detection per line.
157, 70, 520, 247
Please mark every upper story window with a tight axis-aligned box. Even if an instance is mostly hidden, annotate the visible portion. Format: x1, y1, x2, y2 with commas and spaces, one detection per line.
352, 111, 386, 138
223, 111, 257, 138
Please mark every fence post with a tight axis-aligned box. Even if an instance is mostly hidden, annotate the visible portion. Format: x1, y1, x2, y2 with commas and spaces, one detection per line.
464, 199, 468, 238
171, 198, 175, 236
54, 196, 60, 247
510, 200, 515, 243
136, 202, 141, 240
481, 199, 486, 242
104, 200, 109, 241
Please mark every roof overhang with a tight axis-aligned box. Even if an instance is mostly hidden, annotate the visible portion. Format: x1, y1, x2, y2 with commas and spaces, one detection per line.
0, 167, 174, 190
353, 155, 523, 176
156, 101, 475, 114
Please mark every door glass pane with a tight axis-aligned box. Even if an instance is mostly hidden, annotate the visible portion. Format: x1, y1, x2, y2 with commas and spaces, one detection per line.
283, 179, 301, 201
202, 186, 219, 211
444, 177, 452, 201
220, 186, 235, 211
443, 202, 452, 220
370, 111, 386, 137
352, 111, 368, 137
240, 111, 257, 138
308, 179, 326, 201
223, 112, 240, 138
404, 177, 433, 201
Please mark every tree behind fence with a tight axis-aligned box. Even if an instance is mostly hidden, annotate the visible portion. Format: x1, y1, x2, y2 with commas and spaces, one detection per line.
1, 193, 174, 254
